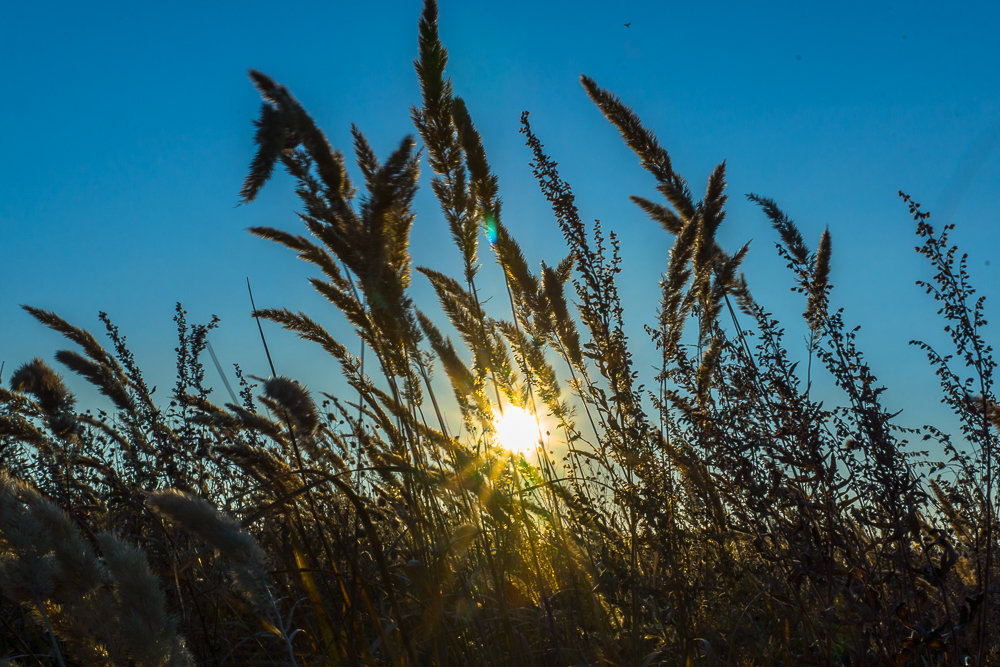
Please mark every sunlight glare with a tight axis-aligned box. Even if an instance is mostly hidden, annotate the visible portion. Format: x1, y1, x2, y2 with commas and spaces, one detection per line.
493, 405, 541, 456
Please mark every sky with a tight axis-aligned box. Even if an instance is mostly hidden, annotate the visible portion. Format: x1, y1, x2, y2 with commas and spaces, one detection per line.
2, 0, 999, 443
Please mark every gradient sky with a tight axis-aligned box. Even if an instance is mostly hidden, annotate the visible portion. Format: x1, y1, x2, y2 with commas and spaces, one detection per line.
2, 0, 998, 441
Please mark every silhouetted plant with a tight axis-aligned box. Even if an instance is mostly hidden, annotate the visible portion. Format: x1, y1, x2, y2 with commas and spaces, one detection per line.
1, 1, 997, 664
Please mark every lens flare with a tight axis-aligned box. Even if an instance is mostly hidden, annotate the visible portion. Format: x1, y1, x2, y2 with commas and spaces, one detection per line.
484, 212, 498, 246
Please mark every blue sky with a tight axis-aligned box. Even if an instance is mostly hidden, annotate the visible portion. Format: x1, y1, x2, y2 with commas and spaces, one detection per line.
2, 0, 998, 440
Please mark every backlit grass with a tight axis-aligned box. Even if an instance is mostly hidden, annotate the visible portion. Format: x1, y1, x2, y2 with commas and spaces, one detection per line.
2, 1, 998, 664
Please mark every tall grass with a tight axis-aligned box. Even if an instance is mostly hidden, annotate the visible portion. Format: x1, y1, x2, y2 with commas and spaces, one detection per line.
2, 1, 998, 663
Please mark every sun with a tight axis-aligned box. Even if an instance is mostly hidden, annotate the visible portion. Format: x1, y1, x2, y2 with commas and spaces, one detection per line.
492, 405, 542, 456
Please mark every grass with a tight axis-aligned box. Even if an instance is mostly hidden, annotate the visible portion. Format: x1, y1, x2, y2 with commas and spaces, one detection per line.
2, 1, 999, 664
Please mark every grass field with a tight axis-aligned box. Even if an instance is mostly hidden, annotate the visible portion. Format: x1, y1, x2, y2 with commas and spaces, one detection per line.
2, 1, 998, 664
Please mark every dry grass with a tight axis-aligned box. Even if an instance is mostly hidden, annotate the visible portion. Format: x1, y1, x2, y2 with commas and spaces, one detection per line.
2, 1, 999, 664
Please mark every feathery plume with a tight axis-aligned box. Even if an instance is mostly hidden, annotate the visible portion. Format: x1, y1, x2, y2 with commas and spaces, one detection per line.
96, 532, 192, 667
9, 359, 74, 415
580, 75, 694, 221
264, 376, 319, 435
146, 489, 267, 599
806, 227, 832, 330
747, 193, 809, 265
